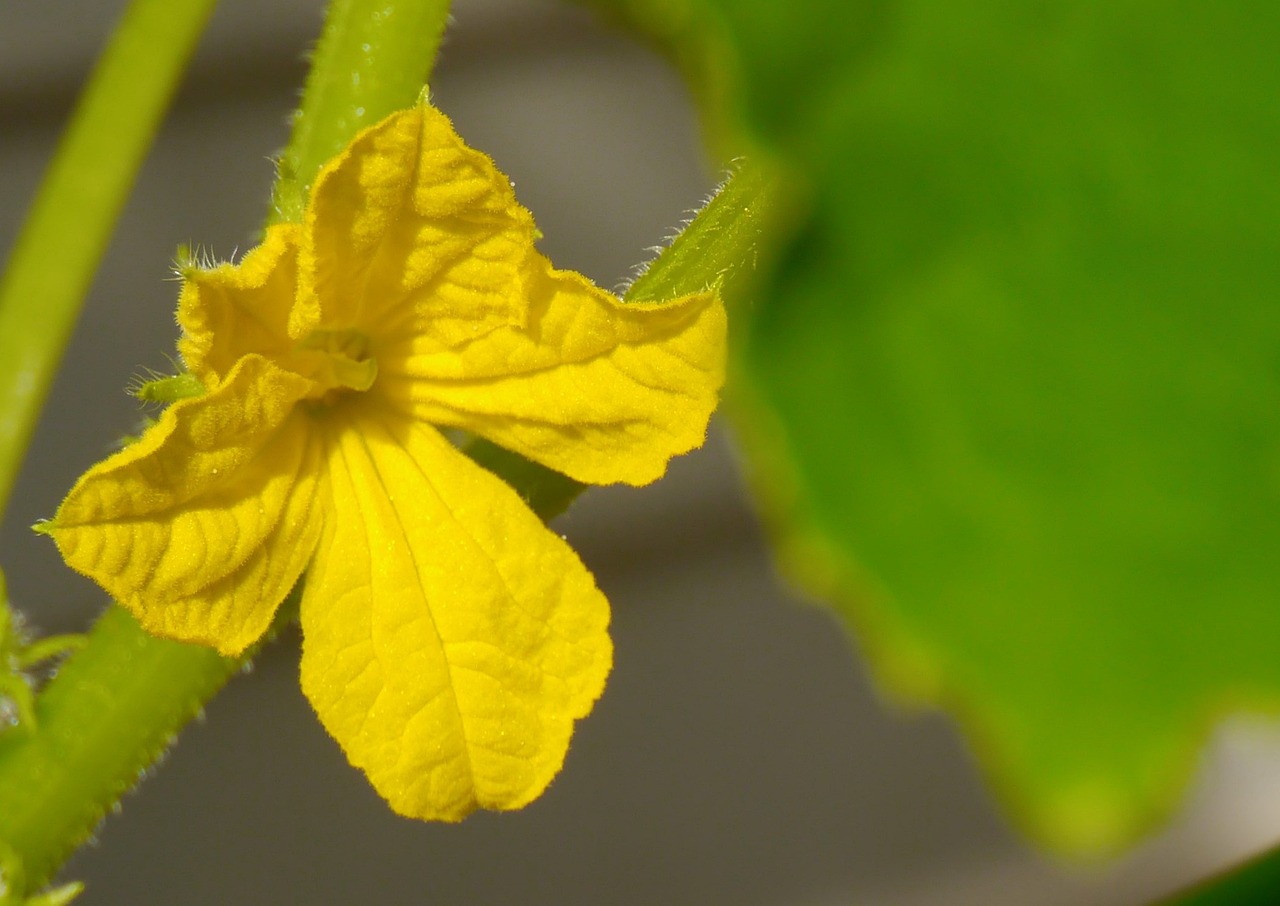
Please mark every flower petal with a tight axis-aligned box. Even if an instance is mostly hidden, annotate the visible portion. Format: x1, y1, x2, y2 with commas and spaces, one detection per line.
299, 412, 611, 820
177, 224, 301, 387
297, 104, 537, 343
46, 355, 323, 655
380, 272, 727, 486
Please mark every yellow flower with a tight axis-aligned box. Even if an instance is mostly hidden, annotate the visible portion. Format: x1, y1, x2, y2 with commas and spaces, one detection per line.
41, 103, 726, 820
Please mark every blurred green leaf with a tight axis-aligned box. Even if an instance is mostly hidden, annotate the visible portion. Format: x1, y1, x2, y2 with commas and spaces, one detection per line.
1156, 839, 1280, 906
588, 0, 1280, 855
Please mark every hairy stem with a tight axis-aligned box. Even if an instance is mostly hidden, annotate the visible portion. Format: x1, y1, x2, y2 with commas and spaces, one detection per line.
626, 163, 774, 305
0, 608, 237, 889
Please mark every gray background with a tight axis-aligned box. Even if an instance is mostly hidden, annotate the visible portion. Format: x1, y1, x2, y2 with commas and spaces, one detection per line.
4, 1, 1280, 903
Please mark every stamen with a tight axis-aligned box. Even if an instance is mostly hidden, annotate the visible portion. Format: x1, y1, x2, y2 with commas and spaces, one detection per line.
295, 329, 378, 400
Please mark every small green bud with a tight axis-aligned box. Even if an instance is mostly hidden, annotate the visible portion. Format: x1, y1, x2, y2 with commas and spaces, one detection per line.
130, 372, 204, 404
0, 570, 88, 736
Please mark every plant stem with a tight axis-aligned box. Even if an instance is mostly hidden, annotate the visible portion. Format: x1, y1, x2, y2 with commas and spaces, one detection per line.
626, 163, 774, 305
0, 608, 237, 890
0, 0, 218, 523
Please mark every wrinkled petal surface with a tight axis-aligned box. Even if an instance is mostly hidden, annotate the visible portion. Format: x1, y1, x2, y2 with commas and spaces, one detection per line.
297, 104, 536, 344
381, 269, 726, 486
49, 355, 323, 655
299, 409, 611, 820
302, 104, 727, 486
178, 225, 301, 387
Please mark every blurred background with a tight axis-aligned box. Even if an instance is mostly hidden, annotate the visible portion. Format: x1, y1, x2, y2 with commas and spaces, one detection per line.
4, 1, 1280, 902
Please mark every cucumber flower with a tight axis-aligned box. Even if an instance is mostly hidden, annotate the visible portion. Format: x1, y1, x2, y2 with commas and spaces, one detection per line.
40, 103, 726, 821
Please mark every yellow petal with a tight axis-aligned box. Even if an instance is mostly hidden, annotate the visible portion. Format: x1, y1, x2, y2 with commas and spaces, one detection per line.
299, 101, 727, 485
177, 224, 301, 388
380, 272, 728, 486
297, 103, 537, 344
47, 354, 323, 655
299, 411, 611, 820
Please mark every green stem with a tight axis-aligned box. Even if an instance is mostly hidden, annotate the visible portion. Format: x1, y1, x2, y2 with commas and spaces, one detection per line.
626, 164, 774, 305
0, 0, 218, 522
0, 608, 237, 890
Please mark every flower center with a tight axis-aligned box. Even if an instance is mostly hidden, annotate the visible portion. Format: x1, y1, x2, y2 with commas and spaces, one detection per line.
295, 329, 378, 403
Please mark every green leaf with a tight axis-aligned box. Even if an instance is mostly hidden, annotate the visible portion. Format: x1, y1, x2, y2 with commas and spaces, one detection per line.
590, 0, 1280, 855
1156, 839, 1280, 906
